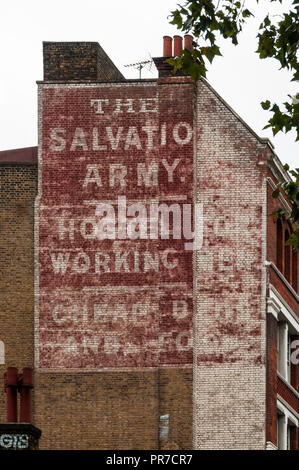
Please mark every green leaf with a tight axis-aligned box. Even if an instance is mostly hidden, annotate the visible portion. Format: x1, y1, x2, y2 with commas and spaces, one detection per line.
167, 0, 299, 195
263, 16, 270, 27
261, 100, 271, 110
270, 208, 287, 218
285, 232, 299, 251
242, 9, 253, 18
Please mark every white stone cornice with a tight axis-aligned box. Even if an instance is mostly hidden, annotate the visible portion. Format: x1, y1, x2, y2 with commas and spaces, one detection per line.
268, 284, 299, 333
265, 261, 299, 302
266, 177, 292, 214
267, 297, 280, 320
277, 396, 299, 425
266, 441, 278, 450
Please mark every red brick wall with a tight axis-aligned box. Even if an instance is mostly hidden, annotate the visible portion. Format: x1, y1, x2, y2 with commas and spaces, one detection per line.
269, 268, 298, 318
277, 377, 298, 413
37, 81, 194, 369
34, 77, 195, 448
267, 178, 298, 295
290, 426, 299, 450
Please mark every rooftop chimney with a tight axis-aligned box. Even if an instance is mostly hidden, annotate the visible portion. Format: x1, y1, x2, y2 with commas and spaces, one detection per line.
173, 35, 183, 57
163, 36, 173, 57
154, 35, 194, 77
43, 42, 124, 82
184, 35, 193, 52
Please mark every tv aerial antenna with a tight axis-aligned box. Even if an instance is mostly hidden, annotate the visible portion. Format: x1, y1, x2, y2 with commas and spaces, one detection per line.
124, 57, 153, 79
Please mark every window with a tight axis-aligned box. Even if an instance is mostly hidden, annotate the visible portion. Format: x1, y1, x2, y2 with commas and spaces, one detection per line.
277, 322, 292, 383
292, 250, 298, 292
275, 219, 298, 292
284, 230, 291, 283
277, 406, 298, 450
277, 219, 283, 272
277, 322, 288, 379
287, 424, 291, 450
277, 410, 287, 450
0, 340, 4, 365
287, 332, 291, 383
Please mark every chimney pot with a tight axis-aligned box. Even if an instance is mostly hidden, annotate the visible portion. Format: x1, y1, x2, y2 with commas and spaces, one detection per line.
163, 36, 173, 57
6, 367, 18, 387
4, 368, 18, 422
173, 35, 183, 57
19, 368, 34, 423
184, 35, 193, 52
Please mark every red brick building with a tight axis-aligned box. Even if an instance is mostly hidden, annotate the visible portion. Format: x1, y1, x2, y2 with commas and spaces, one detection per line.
0, 38, 298, 450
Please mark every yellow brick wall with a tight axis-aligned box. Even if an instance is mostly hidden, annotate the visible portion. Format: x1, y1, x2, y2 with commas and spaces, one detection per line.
0, 164, 37, 421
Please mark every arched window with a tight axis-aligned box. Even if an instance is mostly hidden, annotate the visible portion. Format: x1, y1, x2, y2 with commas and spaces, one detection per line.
284, 230, 291, 283
277, 219, 283, 272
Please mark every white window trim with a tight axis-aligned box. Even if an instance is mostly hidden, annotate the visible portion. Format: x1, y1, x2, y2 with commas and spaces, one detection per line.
266, 441, 278, 450
268, 285, 299, 334
277, 396, 299, 426
277, 397, 298, 450
265, 260, 299, 302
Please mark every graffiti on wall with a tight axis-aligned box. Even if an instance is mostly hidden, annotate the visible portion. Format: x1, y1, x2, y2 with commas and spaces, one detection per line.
0, 434, 28, 449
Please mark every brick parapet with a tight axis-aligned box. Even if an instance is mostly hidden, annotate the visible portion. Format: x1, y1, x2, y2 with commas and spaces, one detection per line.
43, 42, 124, 82
0, 147, 37, 165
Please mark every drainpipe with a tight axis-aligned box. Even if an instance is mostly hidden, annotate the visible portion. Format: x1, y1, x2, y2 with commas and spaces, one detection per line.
4, 367, 18, 422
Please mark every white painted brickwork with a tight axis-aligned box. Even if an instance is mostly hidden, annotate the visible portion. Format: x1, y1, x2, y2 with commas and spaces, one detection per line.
193, 80, 268, 449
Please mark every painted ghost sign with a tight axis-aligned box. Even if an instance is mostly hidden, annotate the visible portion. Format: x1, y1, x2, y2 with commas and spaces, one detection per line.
36, 81, 195, 369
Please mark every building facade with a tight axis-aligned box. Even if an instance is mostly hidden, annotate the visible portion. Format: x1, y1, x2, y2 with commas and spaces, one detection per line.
0, 38, 298, 450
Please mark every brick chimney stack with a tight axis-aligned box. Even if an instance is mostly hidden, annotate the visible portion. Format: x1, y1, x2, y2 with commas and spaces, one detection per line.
43, 42, 124, 81
154, 34, 194, 77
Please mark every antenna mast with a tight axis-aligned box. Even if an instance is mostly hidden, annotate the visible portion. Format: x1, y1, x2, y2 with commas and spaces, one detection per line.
124, 60, 152, 79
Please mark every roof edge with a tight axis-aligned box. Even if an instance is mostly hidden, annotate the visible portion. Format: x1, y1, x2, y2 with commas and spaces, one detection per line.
0, 146, 38, 164
200, 77, 291, 184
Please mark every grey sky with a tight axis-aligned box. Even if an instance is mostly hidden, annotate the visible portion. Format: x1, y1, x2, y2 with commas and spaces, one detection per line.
0, 0, 298, 168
